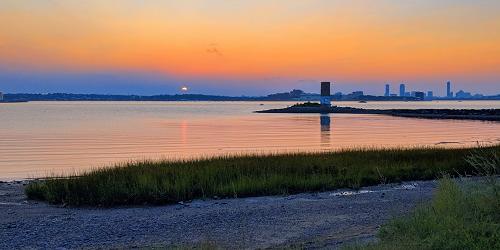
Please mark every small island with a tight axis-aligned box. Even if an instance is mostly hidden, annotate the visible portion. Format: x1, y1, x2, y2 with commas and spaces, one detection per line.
256, 102, 500, 121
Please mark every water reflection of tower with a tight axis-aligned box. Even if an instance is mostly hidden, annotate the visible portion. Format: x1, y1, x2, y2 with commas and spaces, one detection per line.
320, 114, 331, 147
319, 82, 332, 147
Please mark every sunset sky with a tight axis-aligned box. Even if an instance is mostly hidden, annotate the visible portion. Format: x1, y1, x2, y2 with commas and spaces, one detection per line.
1, 0, 499, 95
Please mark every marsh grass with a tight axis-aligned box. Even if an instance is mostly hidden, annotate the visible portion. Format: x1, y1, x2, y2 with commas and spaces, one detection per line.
25, 145, 500, 207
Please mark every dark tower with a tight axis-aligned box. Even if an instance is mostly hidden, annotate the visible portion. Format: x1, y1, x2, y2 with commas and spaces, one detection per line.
320, 82, 331, 107
321, 82, 331, 96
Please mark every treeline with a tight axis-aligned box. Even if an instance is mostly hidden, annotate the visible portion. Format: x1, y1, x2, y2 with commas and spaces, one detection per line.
4, 92, 500, 102
4, 93, 264, 102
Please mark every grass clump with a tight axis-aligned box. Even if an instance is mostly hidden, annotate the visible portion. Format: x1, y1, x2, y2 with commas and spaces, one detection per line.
349, 147, 500, 250
354, 178, 500, 250
25, 145, 500, 207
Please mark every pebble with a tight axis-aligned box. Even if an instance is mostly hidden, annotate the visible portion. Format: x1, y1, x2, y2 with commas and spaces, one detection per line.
1, 179, 440, 249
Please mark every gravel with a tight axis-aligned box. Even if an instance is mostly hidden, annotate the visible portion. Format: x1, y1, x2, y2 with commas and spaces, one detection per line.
0, 180, 438, 249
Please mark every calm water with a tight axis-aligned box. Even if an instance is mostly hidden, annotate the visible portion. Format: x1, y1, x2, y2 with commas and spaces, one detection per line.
1, 101, 500, 180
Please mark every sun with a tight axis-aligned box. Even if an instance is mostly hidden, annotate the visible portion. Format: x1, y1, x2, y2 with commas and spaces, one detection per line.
180, 86, 188, 92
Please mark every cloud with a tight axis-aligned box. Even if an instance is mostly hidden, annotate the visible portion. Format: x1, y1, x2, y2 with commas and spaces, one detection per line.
206, 43, 223, 56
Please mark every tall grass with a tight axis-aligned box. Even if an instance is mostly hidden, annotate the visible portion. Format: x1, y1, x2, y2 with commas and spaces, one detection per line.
25, 145, 500, 207
349, 147, 500, 250
352, 178, 500, 250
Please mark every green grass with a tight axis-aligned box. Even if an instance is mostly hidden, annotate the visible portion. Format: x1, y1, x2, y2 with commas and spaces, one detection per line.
346, 147, 500, 250
351, 178, 500, 250
25, 145, 500, 207
291, 101, 322, 107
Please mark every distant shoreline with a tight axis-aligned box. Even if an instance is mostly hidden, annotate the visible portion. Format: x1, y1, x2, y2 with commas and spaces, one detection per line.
0, 100, 29, 103
3, 92, 500, 102
2, 99, 500, 104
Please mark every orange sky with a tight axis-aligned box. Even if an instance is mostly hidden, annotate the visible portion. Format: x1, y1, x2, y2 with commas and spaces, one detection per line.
0, 0, 499, 94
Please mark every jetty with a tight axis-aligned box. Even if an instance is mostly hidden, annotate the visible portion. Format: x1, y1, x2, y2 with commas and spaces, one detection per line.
256, 103, 500, 121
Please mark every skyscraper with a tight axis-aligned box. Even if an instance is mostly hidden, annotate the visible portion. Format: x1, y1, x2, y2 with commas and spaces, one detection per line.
384, 84, 390, 96
399, 84, 406, 97
446, 81, 452, 98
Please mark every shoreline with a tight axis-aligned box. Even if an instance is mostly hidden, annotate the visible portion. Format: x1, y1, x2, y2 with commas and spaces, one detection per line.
0, 179, 438, 249
0, 100, 29, 103
256, 106, 500, 121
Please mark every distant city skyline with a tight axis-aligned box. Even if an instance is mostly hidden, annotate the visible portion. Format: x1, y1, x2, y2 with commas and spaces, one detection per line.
382, 81, 489, 99
1, 1, 499, 96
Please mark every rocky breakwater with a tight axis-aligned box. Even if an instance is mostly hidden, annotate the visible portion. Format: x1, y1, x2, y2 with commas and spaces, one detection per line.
256, 104, 500, 121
